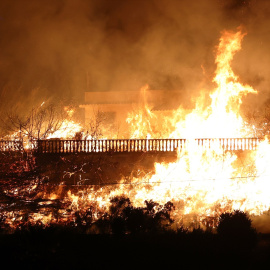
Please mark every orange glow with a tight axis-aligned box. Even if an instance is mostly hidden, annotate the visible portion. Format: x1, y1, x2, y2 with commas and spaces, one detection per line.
5, 27, 270, 231
47, 119, 83, 139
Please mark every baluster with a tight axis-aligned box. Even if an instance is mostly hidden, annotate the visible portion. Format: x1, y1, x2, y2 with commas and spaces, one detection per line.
241, 138, 243, 150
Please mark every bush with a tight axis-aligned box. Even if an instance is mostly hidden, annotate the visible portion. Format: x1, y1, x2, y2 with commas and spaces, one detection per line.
109, 196, 174, 234
217, 210, 257, 251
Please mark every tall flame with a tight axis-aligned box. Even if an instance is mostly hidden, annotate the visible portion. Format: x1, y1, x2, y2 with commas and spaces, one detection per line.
54, 27, 267, 230
170, 27, 257, 139
5, 28, 270, 232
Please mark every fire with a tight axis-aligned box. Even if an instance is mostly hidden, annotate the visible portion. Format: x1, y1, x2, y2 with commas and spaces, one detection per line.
129, 28, 267, 220
64, 106, 75, 118
4, 27, 270, 232
96, 27, 268, 224
46, 119, 83, 139
126, 84, 156, 139
170, 28, 257, 139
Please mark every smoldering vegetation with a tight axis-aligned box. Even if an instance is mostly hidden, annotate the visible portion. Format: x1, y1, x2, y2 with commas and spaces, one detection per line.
0, 0, 270, 117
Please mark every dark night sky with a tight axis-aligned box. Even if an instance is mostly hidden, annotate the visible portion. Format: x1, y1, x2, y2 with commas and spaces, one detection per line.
0, 0, 269, 113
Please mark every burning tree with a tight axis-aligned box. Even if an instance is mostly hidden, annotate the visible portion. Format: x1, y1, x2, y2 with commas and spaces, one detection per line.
1, 103, 65, 142
0, 101, 85, 147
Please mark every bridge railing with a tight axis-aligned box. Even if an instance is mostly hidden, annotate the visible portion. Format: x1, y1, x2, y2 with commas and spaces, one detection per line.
36, 138, 261, 153
0, 140, 23, 151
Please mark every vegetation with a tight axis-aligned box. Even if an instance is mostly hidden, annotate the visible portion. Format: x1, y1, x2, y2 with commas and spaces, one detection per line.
217, 210, 258, 250
0, 203, 264, 269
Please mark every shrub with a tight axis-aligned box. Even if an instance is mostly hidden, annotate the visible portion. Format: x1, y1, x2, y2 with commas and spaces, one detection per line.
109, 196, 174, 234
217, 210, 257, 250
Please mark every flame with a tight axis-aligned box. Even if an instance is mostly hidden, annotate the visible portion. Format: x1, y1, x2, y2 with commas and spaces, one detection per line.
170, 28, 257, 139
126, 84, 156, 138
4, 27, 270, 232
64, 106, 75, 118
97, 27, 268, 226
46, 119, 83, 139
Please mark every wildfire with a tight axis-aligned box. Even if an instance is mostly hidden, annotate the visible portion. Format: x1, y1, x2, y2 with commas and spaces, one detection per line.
45, 27, 269, 230
4, 27, 270, 232
77, 27, 268, 226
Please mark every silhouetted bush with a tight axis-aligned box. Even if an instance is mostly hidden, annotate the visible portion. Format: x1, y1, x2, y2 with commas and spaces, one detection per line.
109, 196, 174, 234
217, 210, 258, 250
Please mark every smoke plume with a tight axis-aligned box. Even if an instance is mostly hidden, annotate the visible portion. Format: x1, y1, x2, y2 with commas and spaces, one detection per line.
0, 0, 269, 114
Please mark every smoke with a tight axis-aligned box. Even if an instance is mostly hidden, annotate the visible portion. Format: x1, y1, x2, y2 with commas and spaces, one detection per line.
0, 0, 269, 114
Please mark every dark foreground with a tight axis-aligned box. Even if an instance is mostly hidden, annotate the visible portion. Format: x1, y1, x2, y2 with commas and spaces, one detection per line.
1, 231, 270, 270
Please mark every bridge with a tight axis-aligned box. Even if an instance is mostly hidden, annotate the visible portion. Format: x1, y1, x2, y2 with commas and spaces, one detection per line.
0, 138, 262, 153
37, 138, 261, 153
